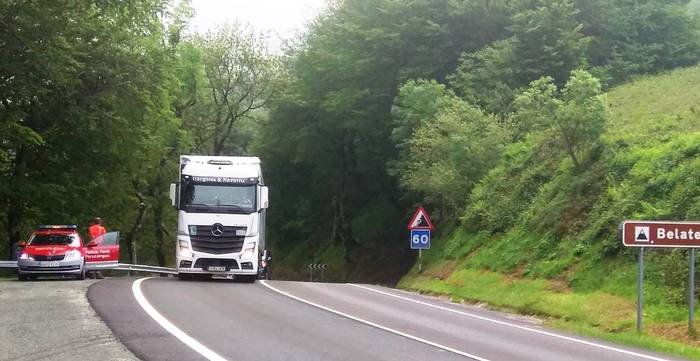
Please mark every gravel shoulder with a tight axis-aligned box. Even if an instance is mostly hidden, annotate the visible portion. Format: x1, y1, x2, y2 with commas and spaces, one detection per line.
0, 277, 139, 361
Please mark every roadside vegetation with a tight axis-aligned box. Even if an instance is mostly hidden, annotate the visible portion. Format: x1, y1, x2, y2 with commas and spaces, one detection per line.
399, 65, 700, 357
4, 0, 700, 353
0, 1, 278, 265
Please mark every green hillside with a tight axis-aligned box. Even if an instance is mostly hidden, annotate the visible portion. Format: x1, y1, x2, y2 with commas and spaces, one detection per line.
399, 65, 700, 359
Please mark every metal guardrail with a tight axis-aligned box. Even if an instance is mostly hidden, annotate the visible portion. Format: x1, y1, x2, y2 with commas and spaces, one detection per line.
0, 260, 176, 275
0, 261, 17, 269
114, 263, 177, 275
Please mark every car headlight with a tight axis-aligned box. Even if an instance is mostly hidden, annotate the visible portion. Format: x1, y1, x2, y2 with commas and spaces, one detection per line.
19, 253, 33, 261
64, 250, 81, 260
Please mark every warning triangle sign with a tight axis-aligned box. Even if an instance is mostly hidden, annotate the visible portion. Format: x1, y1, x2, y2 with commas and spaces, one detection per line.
408, 207, 434, 230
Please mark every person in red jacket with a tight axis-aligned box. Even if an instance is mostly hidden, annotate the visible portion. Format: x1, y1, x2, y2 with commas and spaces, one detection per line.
88, 217, 107, 279
88, 217, 106, 241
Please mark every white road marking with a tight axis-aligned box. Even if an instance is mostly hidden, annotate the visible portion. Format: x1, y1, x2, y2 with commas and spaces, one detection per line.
350, 284, 670, 361
259, 280, 490, 361
131, 278, 227, 361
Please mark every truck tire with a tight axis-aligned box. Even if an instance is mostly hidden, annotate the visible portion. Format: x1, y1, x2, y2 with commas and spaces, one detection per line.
237, 275, 256, 283
17, 273, 27, 282
178, 273, 192, 281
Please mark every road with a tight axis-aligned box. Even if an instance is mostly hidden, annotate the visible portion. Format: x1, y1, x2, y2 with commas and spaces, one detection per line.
0, 278, 137, 361
87, 277, 685, 361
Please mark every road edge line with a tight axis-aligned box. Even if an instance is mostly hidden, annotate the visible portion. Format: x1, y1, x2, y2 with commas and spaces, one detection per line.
259, 280, 489, 361
349, 284, 670, 361
131, 278, 227, 361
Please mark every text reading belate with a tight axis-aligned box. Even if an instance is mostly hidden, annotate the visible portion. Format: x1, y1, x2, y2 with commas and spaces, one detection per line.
657, 228, 700, 240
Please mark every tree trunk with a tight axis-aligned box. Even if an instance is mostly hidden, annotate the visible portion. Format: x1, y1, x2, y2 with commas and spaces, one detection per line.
6, 204, 22, 260
153, 198, 166, 267
5, 147, 28, 260
126, 181, 147, 264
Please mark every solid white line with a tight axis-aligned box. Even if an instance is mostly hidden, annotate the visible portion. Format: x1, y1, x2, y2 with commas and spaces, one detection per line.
350, 284, 670, 361
131, 278, 228, 361
259, 280, 489, 361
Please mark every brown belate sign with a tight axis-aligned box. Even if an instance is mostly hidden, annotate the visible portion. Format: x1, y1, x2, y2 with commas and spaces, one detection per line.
621, 221, 700, 248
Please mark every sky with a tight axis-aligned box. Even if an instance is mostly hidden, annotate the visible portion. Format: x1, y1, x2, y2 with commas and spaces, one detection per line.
188, 0, 329, 52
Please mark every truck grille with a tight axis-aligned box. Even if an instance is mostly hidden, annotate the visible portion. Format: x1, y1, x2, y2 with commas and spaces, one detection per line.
190, 225, 246, 254
34, 255, 65, 261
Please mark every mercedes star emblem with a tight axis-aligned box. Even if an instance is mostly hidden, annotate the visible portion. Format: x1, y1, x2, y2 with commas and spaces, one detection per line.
211, 223, 225, 237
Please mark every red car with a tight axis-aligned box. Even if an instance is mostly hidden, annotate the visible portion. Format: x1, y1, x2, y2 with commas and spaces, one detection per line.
17, 225, 120, 281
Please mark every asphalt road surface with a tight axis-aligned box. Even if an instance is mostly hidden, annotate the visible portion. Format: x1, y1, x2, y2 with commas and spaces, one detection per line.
0, 278, 137, 361
88, 277, 686, 361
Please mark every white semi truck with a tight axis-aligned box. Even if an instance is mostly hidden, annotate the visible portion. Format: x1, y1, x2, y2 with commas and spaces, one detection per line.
170, 155, 270, 282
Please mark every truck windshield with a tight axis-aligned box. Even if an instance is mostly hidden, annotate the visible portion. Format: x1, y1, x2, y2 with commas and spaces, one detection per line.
181, 183, 256, 213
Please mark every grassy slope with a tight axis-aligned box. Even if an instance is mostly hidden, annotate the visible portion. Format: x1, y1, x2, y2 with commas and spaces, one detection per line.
399, 65, 700, 360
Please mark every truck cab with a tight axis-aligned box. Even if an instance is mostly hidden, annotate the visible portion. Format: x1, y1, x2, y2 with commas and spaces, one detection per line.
170, 156, 269, 282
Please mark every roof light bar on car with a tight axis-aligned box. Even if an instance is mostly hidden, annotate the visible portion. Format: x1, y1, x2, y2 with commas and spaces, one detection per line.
37, 225, 78, 229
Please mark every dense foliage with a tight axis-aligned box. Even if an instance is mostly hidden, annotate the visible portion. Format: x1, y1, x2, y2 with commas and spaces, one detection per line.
259, 0, 700, 282
0, 0, 275, 265
2, 0, 700, 294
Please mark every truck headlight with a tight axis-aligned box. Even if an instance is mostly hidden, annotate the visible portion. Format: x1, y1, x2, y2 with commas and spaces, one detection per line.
19, 253, 33, 261
242, 243, 256, 259
64, 250, 81, 260
179, 240, 190, 250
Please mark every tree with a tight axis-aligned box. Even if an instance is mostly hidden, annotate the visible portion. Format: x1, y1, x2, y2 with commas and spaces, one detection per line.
393, 85, 508, 216
511, 70, 607, 169
451, 0, 589, 115
257, 0, 515, 281
0, 0, 178, 260
188, 24, 277, 156
510, 0, 589, 86
576, 0, 700, 83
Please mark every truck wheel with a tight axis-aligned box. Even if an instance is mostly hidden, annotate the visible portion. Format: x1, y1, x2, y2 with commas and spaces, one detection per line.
17, 274, 27, 282
238, 275, 256, 283
178, 273, 191, 281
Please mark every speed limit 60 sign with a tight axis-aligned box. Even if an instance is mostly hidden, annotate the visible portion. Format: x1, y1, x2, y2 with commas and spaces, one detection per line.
410, 229, 431, 250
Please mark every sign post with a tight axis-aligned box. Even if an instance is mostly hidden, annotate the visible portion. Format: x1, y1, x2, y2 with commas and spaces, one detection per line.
621, 220, 700, 335
408, 207, 434, 273
691, 248, 696, 336
637, 247, 644, 333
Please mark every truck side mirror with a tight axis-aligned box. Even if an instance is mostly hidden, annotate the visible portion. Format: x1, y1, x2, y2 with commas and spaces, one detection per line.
260, 186, 269, 209
170, 183, 177, 208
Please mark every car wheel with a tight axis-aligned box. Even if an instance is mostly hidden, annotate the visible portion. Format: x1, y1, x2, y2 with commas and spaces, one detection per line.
76, 264, 86, 280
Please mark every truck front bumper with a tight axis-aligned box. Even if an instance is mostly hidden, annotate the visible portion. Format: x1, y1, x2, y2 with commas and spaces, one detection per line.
176, 252, 258, 275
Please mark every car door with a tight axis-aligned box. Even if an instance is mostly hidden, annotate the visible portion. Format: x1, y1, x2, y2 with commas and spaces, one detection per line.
85, 231, 120, 267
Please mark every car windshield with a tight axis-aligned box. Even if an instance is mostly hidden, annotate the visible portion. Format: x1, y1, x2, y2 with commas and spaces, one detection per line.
181, 183, 256, 213
28, 234, 80, 247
